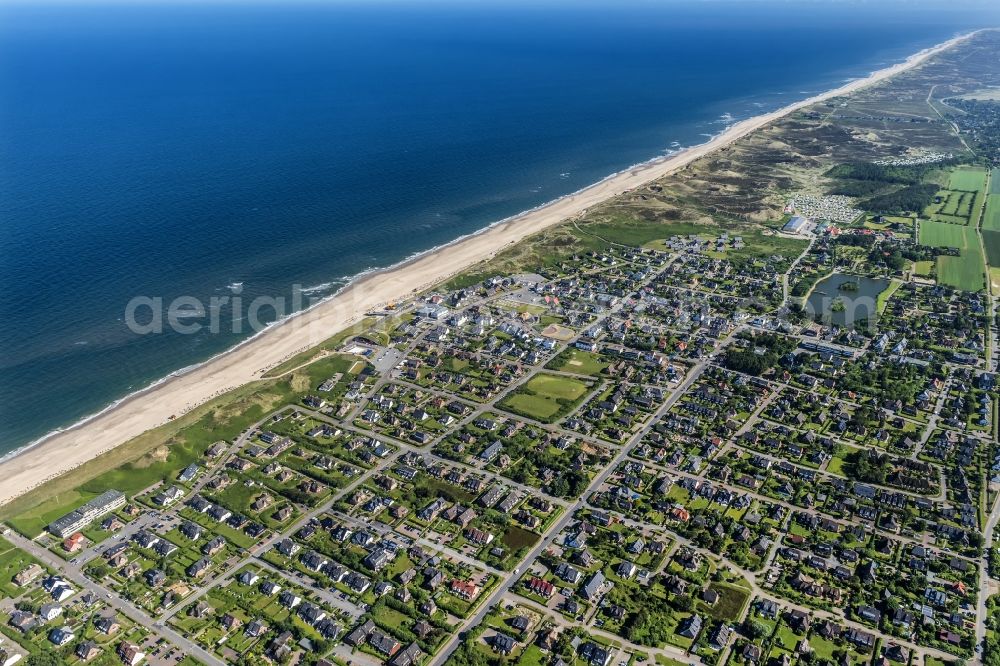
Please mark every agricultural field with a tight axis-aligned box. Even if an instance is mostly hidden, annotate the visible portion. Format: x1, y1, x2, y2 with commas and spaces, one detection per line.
984, 195, 1000, 231
918, 220, 986, 291
921, 166, 988, 226
923, 189, 977, 225
936, 253, 986, 291
919, 219, 971, 247
947, 165, 988, 192
984, 230, 1000, 269
987, 172, 1000, 268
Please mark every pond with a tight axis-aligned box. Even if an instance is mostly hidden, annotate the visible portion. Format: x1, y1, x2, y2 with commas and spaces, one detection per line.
805, 272, 890, 327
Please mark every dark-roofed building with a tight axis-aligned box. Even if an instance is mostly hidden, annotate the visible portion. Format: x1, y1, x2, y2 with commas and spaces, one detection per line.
678, 614, 702, 639
491, 633, 517, 655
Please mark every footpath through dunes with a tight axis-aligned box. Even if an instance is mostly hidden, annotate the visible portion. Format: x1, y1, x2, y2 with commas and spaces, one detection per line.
0, 31, 980, 509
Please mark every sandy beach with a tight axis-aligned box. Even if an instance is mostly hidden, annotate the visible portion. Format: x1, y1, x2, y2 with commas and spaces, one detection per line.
0, 31, 976, 507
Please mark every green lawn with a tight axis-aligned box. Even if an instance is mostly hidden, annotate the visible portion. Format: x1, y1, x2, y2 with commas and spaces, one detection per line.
371, 603, 412, 630
876, 279, 903, 314
499, 373, 591, 423
0, 537, 47, 597
546, 348, 609, 377
509, 303, 546, 315
925, 656, 955, 666
809, 635, 838, 661
519, 645, 548, 666
912, 260, 934, 277
501, 393, 561, 420
774, 623, 803, 652
526, 374, 589, 400
4, 489, 100, 538
827, 444, 860, 477
703, 583, 750, 622
655, 657, 690, 666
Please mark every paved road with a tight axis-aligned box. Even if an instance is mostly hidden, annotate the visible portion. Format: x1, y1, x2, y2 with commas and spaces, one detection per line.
13, 239, 996, 666
5, 530, 225, 666
428, 332, 728, 666
974, 485, 1000, 665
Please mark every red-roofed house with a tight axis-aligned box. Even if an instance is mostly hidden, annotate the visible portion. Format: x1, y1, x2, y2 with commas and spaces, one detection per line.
528, 576, 555, 598
450, 580, 480, 600
63, 532, 85, 553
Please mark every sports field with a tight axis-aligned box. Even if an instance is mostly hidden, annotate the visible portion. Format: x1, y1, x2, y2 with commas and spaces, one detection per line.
499, 373, 591, 422
918, 220, 985, 291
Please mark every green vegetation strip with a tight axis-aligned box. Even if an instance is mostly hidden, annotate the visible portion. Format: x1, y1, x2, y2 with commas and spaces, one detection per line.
1, 353, 363, 536
876, 279, 903, 313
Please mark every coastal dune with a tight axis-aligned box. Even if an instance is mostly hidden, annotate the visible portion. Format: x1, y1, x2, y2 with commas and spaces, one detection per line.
0, 31, 975, 507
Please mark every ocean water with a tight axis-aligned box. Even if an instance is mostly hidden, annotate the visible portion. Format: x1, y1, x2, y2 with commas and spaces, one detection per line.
0, 1, 995, 457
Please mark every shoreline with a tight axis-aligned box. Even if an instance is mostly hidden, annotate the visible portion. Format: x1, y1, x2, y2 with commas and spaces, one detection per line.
0, 30, 978, 507
0, 144, 691, 468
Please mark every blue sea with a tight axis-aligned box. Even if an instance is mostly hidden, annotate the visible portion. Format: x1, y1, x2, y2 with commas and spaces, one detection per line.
0, 0, 996, 458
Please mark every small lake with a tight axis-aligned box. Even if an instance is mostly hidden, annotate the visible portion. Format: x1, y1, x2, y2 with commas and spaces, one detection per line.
806, 272, 890, 326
